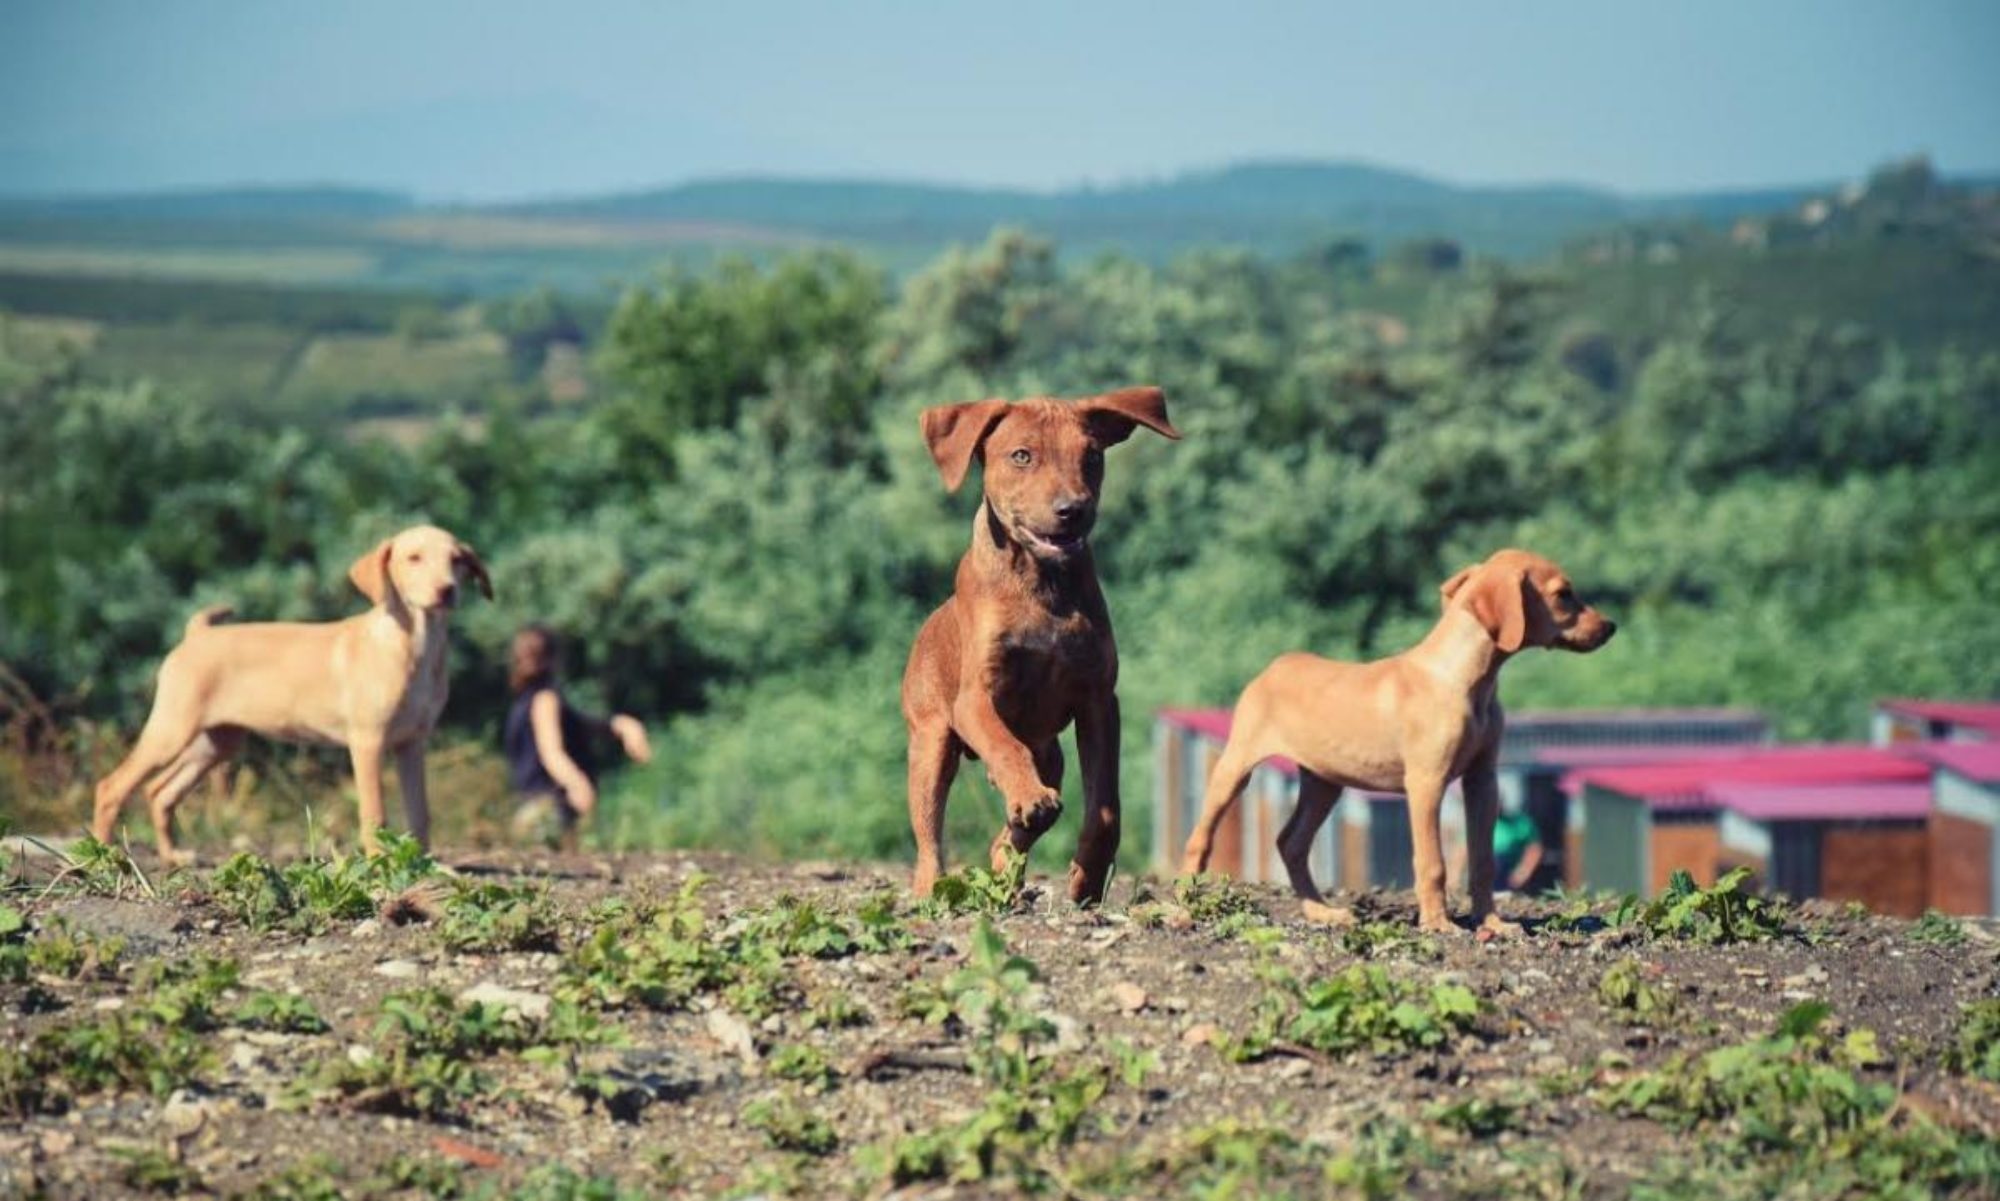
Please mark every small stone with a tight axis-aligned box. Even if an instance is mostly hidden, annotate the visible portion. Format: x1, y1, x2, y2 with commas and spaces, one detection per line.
706, 1009, 758, 1065
351, 919, 382, 940
1181, 1022, 1222, 1047
93, 997, 125, 1011
230, 1043, 259, 1071
458, 981, 551, 1022
375, 959, 421, 980
348, 1044, 377, 1066
1276, 1057, 1312, 1080
39, 1130, 76, 1156
1161, 995, 1191, 1013
1109, 982, 1149, 1013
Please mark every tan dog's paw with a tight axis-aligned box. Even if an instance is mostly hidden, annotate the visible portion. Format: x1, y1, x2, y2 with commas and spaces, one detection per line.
1417, 911, 1465, 936
1476, 914, 1525, 941
156, 846, 199, 870
1300, 900, 1356, 927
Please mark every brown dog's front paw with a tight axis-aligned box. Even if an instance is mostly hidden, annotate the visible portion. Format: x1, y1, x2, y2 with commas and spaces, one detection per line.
1008, 788, 1064, 837
1475, 914, 1524, 941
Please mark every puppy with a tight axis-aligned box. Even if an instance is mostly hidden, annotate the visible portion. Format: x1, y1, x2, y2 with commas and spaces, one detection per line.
91, 525, 492, 860
1182, 549, 1615, 934
902, 387, 1179, 902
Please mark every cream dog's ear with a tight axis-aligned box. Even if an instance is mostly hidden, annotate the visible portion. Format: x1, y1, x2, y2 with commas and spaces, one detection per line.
919, 398, 1013, 493
454, 541, 494, 600
348, 538, 396, 605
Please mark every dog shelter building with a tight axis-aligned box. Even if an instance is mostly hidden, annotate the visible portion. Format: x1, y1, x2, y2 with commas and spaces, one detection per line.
1919, 743, 2000, 916
1872, 699, 2000, 746
1564, 747, 1936, 912
1152, 707, 1768, 893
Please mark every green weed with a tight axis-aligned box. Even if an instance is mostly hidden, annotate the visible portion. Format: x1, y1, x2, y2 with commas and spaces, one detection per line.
438, 881, 558, 953
743, 1093, 839, 1156
1947, 999, 2000, 1082
1225, 962, 1481, 1062
1597, 957, 1678, 1025
916, 850, 1029, 918
1908, 908, 1968, 948
1634, 868, 1788, 944
1607, 1001, 1996, 1198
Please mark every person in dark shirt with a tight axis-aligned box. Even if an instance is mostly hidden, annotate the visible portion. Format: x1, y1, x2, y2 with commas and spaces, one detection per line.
503, 624, 650, 848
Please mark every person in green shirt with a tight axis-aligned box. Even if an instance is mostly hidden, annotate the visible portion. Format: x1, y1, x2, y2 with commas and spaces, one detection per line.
1455, 791, 1545, 894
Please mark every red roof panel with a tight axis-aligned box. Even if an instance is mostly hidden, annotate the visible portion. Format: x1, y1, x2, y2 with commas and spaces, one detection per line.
1565, 746, 1930, 810
1909, 742, 2000, 785
1709, 782, 1932, 822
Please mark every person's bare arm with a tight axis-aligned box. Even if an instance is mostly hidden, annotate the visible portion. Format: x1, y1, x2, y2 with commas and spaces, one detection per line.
529, 690, 597, 815
1508, 839, 1545, 890
607, 713, 651, 763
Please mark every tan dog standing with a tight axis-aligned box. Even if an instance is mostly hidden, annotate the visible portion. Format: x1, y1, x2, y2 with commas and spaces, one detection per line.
91, 525, 492, 860
1181, 549, 1615, 934
902, 387, 1179, 903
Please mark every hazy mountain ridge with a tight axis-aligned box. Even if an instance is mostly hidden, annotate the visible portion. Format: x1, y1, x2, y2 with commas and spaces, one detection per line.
7, 158, 1992, 260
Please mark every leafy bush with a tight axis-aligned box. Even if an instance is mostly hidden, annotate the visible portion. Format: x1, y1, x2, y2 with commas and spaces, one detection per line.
1634, 868, 1789, 945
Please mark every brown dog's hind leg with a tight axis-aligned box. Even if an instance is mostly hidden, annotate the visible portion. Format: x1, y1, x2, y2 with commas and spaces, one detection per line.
907, 724, 962, 895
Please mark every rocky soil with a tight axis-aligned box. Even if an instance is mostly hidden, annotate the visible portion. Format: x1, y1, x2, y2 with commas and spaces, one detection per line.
1, 844, 1997, 1199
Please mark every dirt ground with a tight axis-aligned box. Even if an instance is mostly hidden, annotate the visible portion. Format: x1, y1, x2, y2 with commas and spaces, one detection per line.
2, 844, 1997, 1199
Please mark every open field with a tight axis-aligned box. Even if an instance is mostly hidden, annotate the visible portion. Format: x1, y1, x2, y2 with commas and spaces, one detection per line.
1, 841, 1997, 1199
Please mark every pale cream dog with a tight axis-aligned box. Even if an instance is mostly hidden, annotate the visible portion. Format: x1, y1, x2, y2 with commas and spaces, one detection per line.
91, 525, 491, 860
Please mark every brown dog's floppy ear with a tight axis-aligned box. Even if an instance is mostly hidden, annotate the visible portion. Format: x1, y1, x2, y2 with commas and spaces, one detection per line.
1438, 565, 1476, 610
1079, 385, 1179, 446
455, 541, 494, 600
348, 538, 395, 605
919, 398, 1012, 493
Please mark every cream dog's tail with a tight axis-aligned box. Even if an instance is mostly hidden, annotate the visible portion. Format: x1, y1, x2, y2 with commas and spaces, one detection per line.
183, 604, 236, 639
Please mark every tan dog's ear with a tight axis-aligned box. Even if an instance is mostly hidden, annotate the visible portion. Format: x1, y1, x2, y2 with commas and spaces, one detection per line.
919, 398, 1012, 493
348, 539, 395, 605
1079, 386, 1179, 446
1447, 563, 1530, 651
1438, 565, 1476, 609
455, 541, 494, 600
1478, 569, 1530, 653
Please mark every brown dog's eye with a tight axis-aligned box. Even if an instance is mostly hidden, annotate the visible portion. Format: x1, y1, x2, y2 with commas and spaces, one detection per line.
1009, 448, 1033, 467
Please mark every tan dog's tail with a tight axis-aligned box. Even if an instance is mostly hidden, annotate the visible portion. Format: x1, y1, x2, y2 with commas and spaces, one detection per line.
183, 605, 235, 639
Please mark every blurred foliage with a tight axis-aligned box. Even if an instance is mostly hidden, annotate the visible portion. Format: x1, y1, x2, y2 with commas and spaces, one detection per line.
3, 226, 1998, 870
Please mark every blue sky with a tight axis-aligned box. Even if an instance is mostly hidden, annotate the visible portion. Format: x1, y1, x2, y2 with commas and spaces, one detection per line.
3, 0, 1996, 200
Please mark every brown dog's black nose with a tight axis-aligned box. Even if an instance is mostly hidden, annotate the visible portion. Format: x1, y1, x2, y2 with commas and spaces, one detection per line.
1053, 497, 1090, 526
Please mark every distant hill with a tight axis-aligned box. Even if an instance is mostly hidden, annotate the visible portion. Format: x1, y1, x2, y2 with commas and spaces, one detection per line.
0, 161, 1898, 261
0, 186, 415, 221
503, 160, 1842, 260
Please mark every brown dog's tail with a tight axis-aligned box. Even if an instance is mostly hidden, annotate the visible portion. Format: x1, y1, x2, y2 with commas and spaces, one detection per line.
183, 604, 235, 639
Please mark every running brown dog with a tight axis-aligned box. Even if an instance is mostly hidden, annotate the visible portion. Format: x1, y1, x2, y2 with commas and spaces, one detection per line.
91, 525, 492, 861
1181, 549, 1615, 935
902, 387, 1179, 903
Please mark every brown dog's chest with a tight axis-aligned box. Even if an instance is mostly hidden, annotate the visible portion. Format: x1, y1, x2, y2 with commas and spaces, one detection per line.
988, 609, 1110, 735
